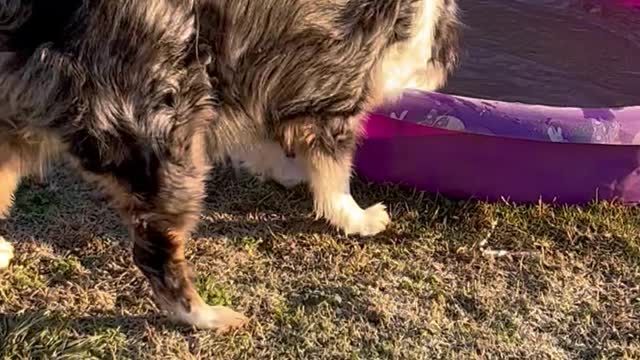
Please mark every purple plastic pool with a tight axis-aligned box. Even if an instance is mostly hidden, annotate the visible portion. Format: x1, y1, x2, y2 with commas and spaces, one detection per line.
354, 1, 640, 205
355, 91, 640, 204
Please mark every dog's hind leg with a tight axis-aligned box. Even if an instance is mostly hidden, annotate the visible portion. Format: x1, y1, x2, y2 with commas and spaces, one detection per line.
0, 133, 60, 218
301, 151, 390, 236
291, 118, 390, 237
0, 146, 19, 269
0, 235, 13, 270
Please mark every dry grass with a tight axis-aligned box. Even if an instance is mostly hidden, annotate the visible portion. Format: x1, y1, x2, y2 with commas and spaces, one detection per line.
1, 165, 639, 359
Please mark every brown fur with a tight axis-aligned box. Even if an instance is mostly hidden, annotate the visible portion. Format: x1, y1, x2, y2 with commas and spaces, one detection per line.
0, 0, 461, 330
0, 0, 246, 330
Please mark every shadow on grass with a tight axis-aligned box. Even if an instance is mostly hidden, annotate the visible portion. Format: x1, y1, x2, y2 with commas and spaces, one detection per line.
0, 310, 163, 334
3, 165, 486, 252
0, 310, 202, 358
1, 166, 486, 332
281, 284, 389, 325
2, 165, 640, 358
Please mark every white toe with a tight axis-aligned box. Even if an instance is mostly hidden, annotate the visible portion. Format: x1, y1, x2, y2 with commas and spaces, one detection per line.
358, 203, 391, 236
172, 304, 248, 332
342, 203, 390, 236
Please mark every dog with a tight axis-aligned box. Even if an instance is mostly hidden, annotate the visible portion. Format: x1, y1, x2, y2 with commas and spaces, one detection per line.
0, 0, 247, 331
0, 0, 460, 332
198, 0, 461, 237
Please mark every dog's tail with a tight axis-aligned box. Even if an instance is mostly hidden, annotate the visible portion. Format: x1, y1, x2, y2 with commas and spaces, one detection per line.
341, 0, 461, 74
339, 0, 414, 41
430, 0, 461, 76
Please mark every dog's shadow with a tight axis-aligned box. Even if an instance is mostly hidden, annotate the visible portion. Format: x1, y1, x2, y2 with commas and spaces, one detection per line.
0, 164, 485, 337
0, 282, 386, 350
0, 310, 215, 357
1, 161, 462, 248
0, 163, 484, 273
0, 165, 331, 250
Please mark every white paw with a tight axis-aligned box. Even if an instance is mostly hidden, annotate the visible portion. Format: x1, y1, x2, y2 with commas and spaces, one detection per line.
340, 203, 391, 237
172, 304, 248, 332
0, 236, 14, 271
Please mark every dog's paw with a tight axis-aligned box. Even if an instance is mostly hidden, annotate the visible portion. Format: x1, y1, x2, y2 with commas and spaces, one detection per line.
173, 304, 248, 332
343, 203, 390, 237
0, 236, 14, 271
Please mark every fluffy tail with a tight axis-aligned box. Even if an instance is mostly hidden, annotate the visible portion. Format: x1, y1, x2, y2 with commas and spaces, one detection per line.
430, 0, 461, 76
341, 0, 461, 77
339, 0, 418, 41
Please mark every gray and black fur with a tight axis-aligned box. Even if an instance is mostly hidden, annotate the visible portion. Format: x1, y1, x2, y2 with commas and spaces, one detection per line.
0, 0, 248, 330
201, 0, 459, 155
0, 0, 460, 329
198, 0, 461, 237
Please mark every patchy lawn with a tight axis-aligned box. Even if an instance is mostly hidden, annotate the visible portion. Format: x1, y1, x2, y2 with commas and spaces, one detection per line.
1, 166, 639, 359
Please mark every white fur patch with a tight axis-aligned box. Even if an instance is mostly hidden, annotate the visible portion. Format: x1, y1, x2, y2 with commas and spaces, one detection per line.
377, 0, 448, 100
0, 236, 14, 270
230, 141, 307, 188
171, 303, 248, 332
306, 157, 390, 237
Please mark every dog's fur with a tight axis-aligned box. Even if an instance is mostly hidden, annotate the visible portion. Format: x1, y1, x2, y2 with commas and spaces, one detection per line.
198, 0, 461, 236
0, 0, 460, 330
0, 0, 247, 330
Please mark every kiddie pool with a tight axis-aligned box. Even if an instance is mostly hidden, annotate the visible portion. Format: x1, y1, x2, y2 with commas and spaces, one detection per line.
355, 90, 640, 204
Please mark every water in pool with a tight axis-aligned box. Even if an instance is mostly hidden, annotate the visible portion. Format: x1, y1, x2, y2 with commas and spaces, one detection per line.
445, 0, 640, 107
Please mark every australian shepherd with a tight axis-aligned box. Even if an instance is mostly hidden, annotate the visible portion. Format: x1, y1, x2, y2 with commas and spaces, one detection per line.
0, 0, 460, 331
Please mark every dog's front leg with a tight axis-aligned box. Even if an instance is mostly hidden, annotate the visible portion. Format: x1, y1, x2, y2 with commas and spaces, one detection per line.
129, 214, 248, 332
80, 167, 248, 332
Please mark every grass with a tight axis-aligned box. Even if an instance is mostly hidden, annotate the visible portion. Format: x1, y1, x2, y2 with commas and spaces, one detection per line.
1, 166, 639, 359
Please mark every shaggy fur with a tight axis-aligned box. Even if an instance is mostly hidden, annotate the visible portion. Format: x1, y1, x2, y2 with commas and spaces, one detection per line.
0, 0, 247, 330
0, 0, 460, 331
198, 0, 461, 236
